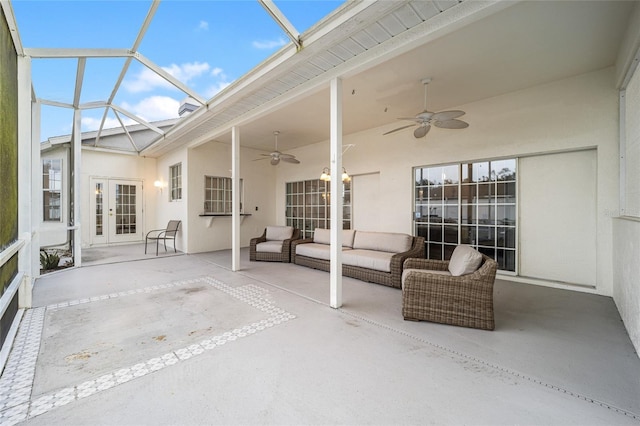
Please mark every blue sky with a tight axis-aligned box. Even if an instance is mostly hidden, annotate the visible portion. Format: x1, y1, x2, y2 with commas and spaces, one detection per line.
11, 0, 343, 141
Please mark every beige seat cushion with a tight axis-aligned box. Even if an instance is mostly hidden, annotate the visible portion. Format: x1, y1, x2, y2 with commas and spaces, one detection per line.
296, 243, 352, 260
266, 226, 293, 241
313, 228, 357, 248
256, 241, 284, 253
352, 231, 412, 253
342, 249, 394, 272
448, 245, 483, 276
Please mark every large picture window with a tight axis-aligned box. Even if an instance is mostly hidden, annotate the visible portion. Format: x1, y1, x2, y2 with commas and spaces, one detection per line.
204, 176, 243, 214
414, 159, 517, 272
42, 159, 62, 222
285, 179, 351, 239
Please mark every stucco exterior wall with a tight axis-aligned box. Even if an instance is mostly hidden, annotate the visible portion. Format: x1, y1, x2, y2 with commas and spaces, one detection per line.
184, 141, 277, 253
276, 67, 619, 296
153, 149, 188, 252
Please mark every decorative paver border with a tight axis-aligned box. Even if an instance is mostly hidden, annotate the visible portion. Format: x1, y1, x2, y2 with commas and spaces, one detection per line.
0, 277, 295, 425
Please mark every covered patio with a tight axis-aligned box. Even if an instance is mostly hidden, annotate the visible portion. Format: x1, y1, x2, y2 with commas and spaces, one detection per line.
1, 251, 638, 424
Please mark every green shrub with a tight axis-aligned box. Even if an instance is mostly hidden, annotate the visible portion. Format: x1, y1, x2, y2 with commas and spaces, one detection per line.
40, 250, 60, 270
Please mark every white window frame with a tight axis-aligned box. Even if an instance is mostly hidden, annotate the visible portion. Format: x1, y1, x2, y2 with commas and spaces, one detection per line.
42, 158, 62, 222
204, 176, 243, 214
413, 158, 517, 272
170, 163, 182, 201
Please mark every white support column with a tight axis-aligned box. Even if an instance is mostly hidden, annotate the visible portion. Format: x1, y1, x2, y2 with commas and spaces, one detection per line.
30, 93, 41, 282
72, 109, 82, 267
330, 78, 343, 309
17, 55, 33, 308
231, 126, 241, 272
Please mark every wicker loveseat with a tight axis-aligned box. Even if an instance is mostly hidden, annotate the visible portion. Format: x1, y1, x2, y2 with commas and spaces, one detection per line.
250, 226, 300, 263
291, 229, 425, 288
401, 245, 498, 330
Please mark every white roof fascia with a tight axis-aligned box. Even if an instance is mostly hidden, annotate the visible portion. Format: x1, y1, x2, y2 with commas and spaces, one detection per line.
24, 48, 132, 58
81, 145, 140, 156
1, 1, 24, 56
258, 0, 301, 49
135, 53, 206, 105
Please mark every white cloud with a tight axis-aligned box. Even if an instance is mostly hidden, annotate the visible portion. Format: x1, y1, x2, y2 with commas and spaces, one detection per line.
197, 20, 209, 31
81, 116, 135, 132
123, 62, 211, 93
165, 62, 211, 83
252, 37, 288, 50
205, 81, 232, 98
120, 96, 181, 122
211, 67, 224, 78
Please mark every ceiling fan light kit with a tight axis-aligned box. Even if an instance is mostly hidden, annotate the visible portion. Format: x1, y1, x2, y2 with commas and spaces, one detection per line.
384, 78, 469, 138
319, 166, 350, 182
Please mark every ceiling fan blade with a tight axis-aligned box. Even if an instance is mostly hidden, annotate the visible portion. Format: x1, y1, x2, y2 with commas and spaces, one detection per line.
279, 153, 295, 159
431, 110, 465, 121
270, 157, 280, 165
383, 124, 416, 135
433, 119, 469, 129
281, 157, 300, 164
414, 124, 431, 138
253, 157, 269, 161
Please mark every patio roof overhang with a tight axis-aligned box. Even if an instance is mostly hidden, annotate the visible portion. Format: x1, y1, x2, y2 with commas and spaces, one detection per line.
140, 0, 512, 157
138, 0, 637, 158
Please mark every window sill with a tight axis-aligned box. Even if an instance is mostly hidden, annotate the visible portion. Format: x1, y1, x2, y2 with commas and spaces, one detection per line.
198, 213, 251, 217
199, 213, 251, 228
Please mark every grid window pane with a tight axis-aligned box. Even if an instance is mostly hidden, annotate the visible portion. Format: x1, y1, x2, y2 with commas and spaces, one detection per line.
285, 179, 351, 239
42, 159, 62, 222
204, 176, 243, 214
415, 159, 517, 272
170, 163, 182, 201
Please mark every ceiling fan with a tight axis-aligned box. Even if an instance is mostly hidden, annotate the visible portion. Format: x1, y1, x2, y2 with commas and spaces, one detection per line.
383, 78, 469, 138
255, 131, 300, 165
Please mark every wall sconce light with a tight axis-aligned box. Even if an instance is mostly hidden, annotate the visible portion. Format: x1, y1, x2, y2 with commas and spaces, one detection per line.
319, 167, 350, 182
154, 180, 164, 194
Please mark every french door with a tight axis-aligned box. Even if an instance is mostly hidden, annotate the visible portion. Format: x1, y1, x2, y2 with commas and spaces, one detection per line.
90, 178, 143, 245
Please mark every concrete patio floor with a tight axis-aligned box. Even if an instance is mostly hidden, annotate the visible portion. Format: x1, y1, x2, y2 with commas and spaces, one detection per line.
1, 246, 639, 425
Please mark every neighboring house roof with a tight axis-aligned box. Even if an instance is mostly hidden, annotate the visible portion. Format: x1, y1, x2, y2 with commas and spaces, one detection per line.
41, 118, 180, 154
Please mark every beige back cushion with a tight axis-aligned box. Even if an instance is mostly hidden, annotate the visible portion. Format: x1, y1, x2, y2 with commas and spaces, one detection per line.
352, 231, 412, 253
313, 229, 356, 248
265, 226, 294, 241
448, 245, 483, 276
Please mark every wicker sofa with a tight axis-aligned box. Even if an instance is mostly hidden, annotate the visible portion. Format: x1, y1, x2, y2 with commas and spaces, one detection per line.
291, 229, 425, 288
401, 246, 498, 330
250, 226, 300, 263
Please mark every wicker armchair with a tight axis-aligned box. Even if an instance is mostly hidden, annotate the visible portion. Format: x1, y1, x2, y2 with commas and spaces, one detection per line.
250, 226, 300, 263
401, 254, 498, 330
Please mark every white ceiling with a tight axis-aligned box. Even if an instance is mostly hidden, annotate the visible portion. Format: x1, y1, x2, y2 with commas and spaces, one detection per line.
207, 0, 635, 154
